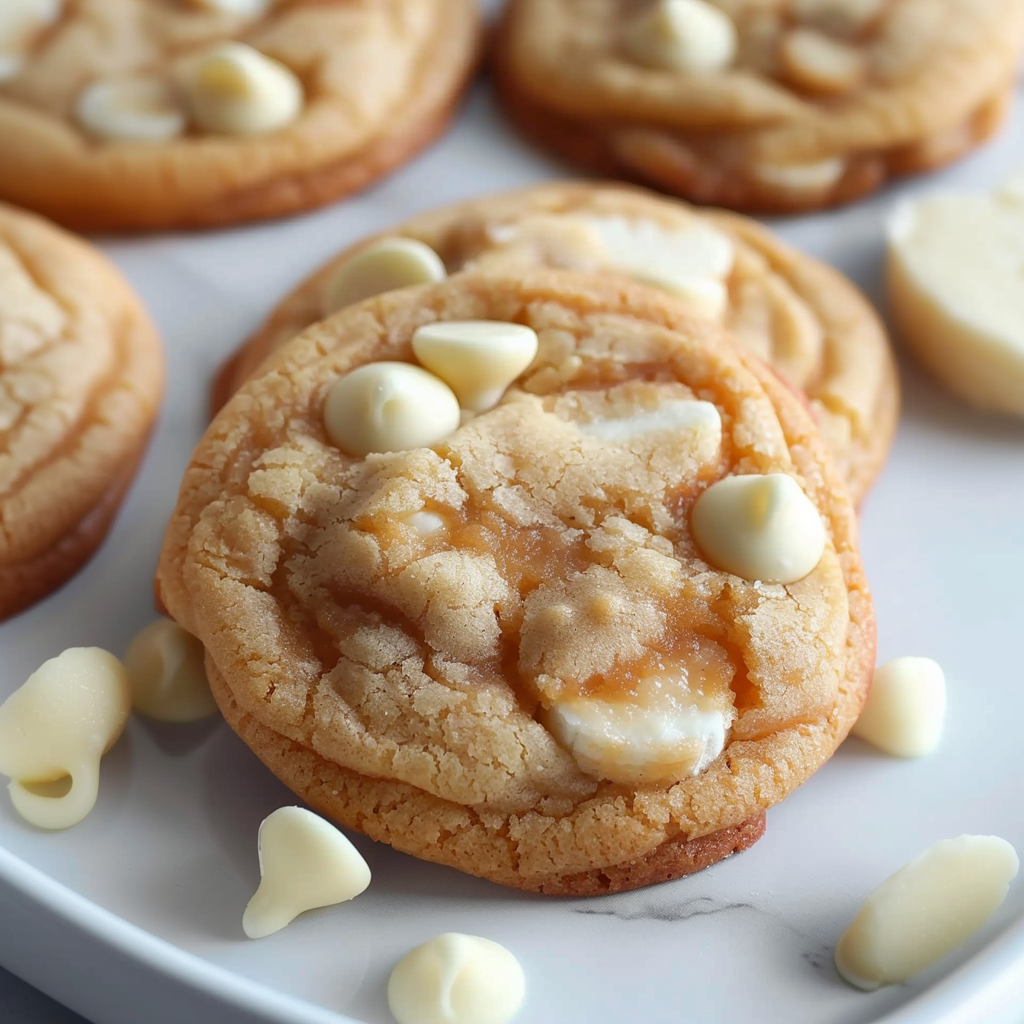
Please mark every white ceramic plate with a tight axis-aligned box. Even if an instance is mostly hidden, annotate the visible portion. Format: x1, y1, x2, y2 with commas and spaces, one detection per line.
2, 15, 1024, 1022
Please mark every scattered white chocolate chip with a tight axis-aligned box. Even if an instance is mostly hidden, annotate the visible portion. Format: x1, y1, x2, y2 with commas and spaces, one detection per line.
183, 42, 302, 137
0, 648, 130, 830
123, 618, 218, 723
387, 933, 526, 1024
579, 398, 721, 446
411, 321, 539, 413
242, 806, 371, 939
750, 157, 846, 191
852, 657, 946, 758
186, 0, 278, 14
74, 78, 186, 142
691, 472, 826, 584
322, 238, 447, 316
623, 0, 737, 73
779, 27, 865, 94
835, 836, 1019, 991
405, 510, 447, 537
323, 361, 461, 458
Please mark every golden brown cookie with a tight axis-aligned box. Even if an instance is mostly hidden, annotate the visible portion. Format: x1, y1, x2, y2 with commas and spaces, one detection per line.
214, 183, 897, 503
157, 270, 875, 893
0, 202, 163, 620
0, 0, 481, 231
492, 0, 1024, 212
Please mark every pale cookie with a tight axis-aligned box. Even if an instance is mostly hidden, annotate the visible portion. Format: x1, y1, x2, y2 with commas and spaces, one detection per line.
887, 176, 1024, 418
214, 184, 897, 503
0, 203, 163, 621
492, 0, 1024, 212
157, 271, 875, 894
0, 0, 481, 230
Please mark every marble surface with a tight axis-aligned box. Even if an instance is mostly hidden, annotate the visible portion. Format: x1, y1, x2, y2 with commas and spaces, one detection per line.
2, 10, 1024, 1024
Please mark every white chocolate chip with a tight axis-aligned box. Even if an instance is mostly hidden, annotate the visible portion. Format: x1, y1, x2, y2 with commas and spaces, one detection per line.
412, 321, 539, 413
751, 157, 847, 191
323, 361, 461, 458
405, 511, 447, 537
322, 238, 447, 317
636, 272, 729, 320
691, 472, 826, 584
242, 807, 371, 939
387, 933, 526, 1024
123, 618, 218, 723
0, 648, 130, 830
851, 657, 946, 758
835, 836, 1019, 990
183, 42, 302, 137
779, 27, 865, 94
579, 398, 722, 445
623, 0, 738, 73
74, 77, 186, 142
186, 0, 278, 15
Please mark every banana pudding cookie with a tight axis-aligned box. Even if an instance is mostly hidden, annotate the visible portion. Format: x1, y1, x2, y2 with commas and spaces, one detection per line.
0, 202, 163, 620
216, 184, 897, 502
492, 0, 1024, 212
157, 271, 875, 894
0, 0, 481, 230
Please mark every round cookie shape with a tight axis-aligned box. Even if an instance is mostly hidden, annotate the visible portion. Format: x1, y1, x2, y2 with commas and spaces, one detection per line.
0, 202, 163, 621
491, 0, 1024, 212
0, 0, 481, 230
214, 183, 897, 504
158, 271, 875, 894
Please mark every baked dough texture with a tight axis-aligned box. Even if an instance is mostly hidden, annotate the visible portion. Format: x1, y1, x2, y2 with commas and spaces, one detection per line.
157, 271, 875, 893
0, 0, 481, 230
0, 202, 163, 620
216, 184, 898, 503
492, 0, 1024, 212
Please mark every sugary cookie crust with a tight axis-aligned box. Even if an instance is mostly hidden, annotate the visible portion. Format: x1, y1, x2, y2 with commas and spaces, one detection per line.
0, 202, 163, 619
0, 0, 481, 230
493, 0, 1024, 211
215, 183, 897, 502
158, 271, 874, 891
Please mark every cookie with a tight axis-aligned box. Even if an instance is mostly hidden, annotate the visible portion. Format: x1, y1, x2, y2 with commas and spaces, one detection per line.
157, 270, 875, 894
0, 0, 481, 231
491, 0, 1024, 212
215, 183, 897, 502
0, 202, 163, 620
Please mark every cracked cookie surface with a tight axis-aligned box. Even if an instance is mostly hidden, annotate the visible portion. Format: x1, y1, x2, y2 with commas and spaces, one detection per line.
0, 202, 163, 620
216, 184, 897, 502
0, 0, 481, 230
492, 0, 1024, 212
158, 271, 874, 892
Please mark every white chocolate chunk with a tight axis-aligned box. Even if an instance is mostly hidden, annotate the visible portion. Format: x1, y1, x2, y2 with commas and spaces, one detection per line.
123, 618, 218, 723
186, 0, 278, 14
183, 42, 302, 137
322, 238, 447, 316
412, 321, 539, 413
242, 807, 371, 939
887, 183, 1024, 417
0, 648, 130, 830
852, 657, 946, 758
634, 272, 729, 320
623, 0, 737, 73
387, 933, 526, 1024
691, 473, 825, 584
74, 78, 186, 142
579, 398, 721, 446
323, 362, 461, 458
405, 511, 447, 536
750, 157, 846, 191
779, 27, 865, 94
835, 836, 1019, 990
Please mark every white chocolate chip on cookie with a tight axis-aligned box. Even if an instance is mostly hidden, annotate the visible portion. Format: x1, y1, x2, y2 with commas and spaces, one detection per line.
835, 836, 1019, 990
779, 28, 865, 94
242, 807, 371, 939
0, 648, 130, 830
74, 78, 186, 142
387, 933, 526, 1024
623, 0, 738, 73
750, 157, 847, 191
691, 472, 825, 584
185, 0, 278, 14
412, 321, 539, 413
183, 42, 303, 137
124, 618, 218, 723
322, 238, 447, 316
852, 657, 946, 758
323, 361, 461, 457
